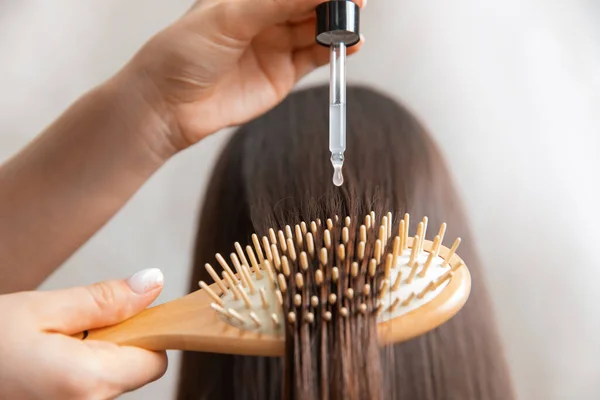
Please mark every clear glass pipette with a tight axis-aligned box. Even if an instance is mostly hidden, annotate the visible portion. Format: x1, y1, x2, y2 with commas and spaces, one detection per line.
330, 41, 346, 186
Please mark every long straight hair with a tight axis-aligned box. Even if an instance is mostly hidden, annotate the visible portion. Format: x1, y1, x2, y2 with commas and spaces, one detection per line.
176, 85, 515, 400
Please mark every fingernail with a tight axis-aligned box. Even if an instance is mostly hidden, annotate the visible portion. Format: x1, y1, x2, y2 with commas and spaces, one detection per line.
126, 268, 164, 294
363, 0, 367, 9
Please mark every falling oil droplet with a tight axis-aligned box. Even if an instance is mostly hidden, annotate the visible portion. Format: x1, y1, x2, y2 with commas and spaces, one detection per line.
333, 165, 344, 186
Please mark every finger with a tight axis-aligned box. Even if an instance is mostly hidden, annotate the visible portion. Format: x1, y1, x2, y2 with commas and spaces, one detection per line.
234, 0, 365, 38
33, 268, 164, 334
293, 36, 365, 80
84, 340, 168, 395
288, 11, 316, 24
289, 18, 319, 50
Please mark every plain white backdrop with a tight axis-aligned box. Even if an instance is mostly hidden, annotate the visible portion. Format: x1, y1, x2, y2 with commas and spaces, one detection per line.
1, 1, 599, 399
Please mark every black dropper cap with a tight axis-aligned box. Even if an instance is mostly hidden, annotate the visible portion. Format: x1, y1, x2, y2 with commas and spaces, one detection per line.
315, 0, 360, 47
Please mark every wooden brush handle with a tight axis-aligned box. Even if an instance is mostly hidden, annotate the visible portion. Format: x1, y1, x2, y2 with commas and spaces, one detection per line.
73, 285, 284, 356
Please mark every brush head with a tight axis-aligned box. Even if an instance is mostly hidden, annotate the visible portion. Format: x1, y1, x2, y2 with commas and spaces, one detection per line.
201, 212, 469, 340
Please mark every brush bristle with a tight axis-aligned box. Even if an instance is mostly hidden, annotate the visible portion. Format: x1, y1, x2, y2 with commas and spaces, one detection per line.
200, 212, 464, 333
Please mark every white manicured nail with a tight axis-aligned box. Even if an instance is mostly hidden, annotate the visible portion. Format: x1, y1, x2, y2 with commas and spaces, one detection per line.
126, 268, 164, 294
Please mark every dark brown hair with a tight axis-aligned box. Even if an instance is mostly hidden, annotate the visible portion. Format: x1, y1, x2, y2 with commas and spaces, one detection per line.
176, 85, 515, 399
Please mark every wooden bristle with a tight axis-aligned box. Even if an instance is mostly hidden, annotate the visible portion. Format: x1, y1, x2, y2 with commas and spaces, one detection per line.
374, 239, 382, 264
199, 281, 223, 306
210, 303, 230, 319
294, 294, 302, 307
263, 260, 276, 287
252, 234, 265, 264
351, 262, 359, 277
287, 238, 297, 261
299, 252, 309, 270
295, 273, 304, 289
246, 245, 263, 279
419, 235, 441, 278
323, 311, 332, 321
378, 225, 386, 246
392, 236, 401, 268
388, 297, 401, 313
345, 216, 351, 227
216, 253, 238, 285
415, 222, 424, 253
278, 230, 287, 253
442, 238, 462, 267
342, 227, 349, 244
437, 222, 447, 245
359, 225, 367, 242
346, 288, 354, 299
281, 256, 291, 277
288, 312, 297, 324
238, 284, 253, 309
417, 281, 435, 299
243, 266, 256, 294
381, 216, 388, 245
315, 270, 324, 285
392, 271, 403, 291
340, 307, 349, 317
285, 225, 293, 239
306, 233, 315, 258
269, 228, 277, 245
228, 309, 246, 324
387, 212, 393, 238
406, 262, 419, 284
324, 229, 332, 249
259, 288, 269, 309
310, 221, 318, 235
408, 235, 420, 267
363, 284, 371, 296
250, 312, 262, 327
401, 292, 415, 307
222, 271, 240, 300
384, 253, 393, 281
272, 313, 280, 326
326, 218, 334, 230
204, 263, 227, 294
262, 236, 273, 262
328, 294, 337, 304
300, 221, 308, 235
332, 267, 339, 282
234, 242, 250, 271
398, 219, 406, 253
305, 312, 315, 324
337, 244, 346, 261
271, 244, 282, 270
403, 213, 410, 250
230, 253, 248, 288
370, 211, 376, 223
278, 274, 287, 292
420, 216, 428, 252
365, 214, 371, 229
316, 218, 322, 227
368, 259, 377, 277
295, 225, 303, 247
311, 296, 319, 307
319, 248, 328, 266
276, 290, 284, 306
357, 241, 365, 261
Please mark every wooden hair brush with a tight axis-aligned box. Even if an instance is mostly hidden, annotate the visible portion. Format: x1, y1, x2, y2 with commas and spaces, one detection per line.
74, 212, 470, 356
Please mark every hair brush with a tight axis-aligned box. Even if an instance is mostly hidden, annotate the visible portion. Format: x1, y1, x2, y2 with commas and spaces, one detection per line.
73, 212, 470, 356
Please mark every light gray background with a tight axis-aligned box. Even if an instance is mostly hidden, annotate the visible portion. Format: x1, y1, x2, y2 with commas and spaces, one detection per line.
1, 1, 599, 399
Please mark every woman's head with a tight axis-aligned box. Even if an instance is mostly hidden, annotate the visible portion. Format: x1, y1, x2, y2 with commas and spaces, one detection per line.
177, 85, 514, 399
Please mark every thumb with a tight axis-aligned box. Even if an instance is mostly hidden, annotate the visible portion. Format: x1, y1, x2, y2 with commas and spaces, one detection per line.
33, 268, 164, 334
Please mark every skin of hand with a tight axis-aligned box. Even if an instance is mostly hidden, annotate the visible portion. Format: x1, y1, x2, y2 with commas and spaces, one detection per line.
0, 269, 167, 400
117, 0, 366, 149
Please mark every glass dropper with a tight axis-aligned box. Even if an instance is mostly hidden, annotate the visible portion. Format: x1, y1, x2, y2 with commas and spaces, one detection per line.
329, 41, 346, 186
315, 0, 360, 187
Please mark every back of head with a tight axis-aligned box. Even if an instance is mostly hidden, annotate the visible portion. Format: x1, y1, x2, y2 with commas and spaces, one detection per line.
177, 85, 514, 400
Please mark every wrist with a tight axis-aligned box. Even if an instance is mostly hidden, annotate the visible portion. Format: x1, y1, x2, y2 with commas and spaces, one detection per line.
99, 68, 189, 163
